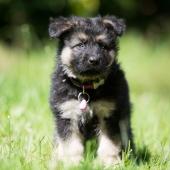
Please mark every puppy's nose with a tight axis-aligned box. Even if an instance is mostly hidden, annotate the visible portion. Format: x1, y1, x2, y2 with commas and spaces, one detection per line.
88, 57, 99, 65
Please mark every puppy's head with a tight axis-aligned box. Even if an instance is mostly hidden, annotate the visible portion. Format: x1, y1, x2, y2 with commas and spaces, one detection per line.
49, 16, 126, 80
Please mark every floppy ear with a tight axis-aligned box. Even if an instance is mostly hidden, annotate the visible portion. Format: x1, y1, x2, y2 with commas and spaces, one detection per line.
49, 17, 73, 38
103, 16, 126, 36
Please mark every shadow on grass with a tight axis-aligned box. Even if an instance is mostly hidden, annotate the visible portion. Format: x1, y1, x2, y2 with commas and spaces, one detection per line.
135, 145, 151, 164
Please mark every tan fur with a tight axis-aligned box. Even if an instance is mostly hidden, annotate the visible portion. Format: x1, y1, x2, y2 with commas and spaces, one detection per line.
50, 133, 84, 168
91, 100, 116, 118
70, 32, 89, 47
103, 19, 116, 28
57, 133, 84, 163
108, 50, 115, 66
96, 34, 107, 41
60, 47, 72, 66
77, 32, 89, 41
97, 120, 121, 166
59, 99, 93, 123
59, 99, 115, 120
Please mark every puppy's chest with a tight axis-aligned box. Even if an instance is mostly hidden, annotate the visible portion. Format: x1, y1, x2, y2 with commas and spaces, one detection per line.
59, 99, 116, 121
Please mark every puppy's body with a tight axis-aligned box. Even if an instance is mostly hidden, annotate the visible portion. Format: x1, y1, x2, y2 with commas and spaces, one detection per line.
49, 16, 134, 166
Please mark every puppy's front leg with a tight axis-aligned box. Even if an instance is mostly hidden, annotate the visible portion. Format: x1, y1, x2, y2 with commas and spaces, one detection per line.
50, 118, 83, 170
97, 119, 121, 166
56, 100, 84, 165
52, 117, 84, 166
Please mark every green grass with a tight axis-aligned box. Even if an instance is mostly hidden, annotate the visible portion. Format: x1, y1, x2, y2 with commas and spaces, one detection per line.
0, 32, 170, 170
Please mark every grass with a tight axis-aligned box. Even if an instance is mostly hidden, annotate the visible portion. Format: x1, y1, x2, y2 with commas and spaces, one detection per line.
0, 32, 170, 170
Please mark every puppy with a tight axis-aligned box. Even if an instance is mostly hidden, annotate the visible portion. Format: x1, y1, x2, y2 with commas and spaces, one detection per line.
49, 16, 134, 166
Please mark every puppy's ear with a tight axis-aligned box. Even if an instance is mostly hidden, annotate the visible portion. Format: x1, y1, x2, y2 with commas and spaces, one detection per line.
103, 16, 126, 36
49, 17, 73, 38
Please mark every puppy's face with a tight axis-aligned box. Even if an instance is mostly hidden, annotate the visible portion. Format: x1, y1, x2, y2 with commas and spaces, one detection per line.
49, 16, 126, 80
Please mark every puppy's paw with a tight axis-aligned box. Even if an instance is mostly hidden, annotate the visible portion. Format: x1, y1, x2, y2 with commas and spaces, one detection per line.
49, 153, 83, 170
98, 155, 121, 167
97, 136, 121, 167
51, 135, 84, 168
69, 155, 84, 165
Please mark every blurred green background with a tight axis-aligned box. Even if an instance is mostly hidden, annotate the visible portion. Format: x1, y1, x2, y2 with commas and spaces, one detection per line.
0, 0, 170, 170
0, 0, 170, 48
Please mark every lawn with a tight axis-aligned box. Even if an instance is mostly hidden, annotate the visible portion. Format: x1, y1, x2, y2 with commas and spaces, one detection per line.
0, 32, 170, 170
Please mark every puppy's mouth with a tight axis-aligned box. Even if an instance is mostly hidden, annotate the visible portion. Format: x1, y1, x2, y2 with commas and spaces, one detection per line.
73, 67, 110, 82
79, 69, 101, 76
74, 67, 105, 78
73, 64, 107, 75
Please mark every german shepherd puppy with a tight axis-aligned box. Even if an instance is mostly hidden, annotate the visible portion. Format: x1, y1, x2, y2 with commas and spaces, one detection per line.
49, 16, 134, 167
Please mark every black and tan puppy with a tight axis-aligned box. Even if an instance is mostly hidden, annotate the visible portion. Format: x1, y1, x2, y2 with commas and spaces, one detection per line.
49, 16, 134, 166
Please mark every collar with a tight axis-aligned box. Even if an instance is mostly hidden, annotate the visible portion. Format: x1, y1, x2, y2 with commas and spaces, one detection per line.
70, 78, 105, 90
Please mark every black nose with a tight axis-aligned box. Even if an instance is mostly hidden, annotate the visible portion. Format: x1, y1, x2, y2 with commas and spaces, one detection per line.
88, 57, 99, 65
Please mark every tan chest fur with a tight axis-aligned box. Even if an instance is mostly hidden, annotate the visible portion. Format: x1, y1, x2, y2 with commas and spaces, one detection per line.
59, 99, 116, 120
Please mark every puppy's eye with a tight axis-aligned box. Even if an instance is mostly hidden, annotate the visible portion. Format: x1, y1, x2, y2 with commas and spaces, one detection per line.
78, 43, 85, 48
73, 42, 86, 49
98, 43, 107, 50
101, 45, 106, 50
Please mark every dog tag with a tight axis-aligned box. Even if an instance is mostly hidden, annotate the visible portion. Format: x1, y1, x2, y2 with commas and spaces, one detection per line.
79, 99, 88, 112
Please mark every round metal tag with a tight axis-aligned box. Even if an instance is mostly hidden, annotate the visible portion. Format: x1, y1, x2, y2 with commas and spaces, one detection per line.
78, 92, 90, 103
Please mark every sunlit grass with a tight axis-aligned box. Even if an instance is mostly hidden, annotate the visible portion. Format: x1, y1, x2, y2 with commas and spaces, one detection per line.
0, 32, 170, 170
